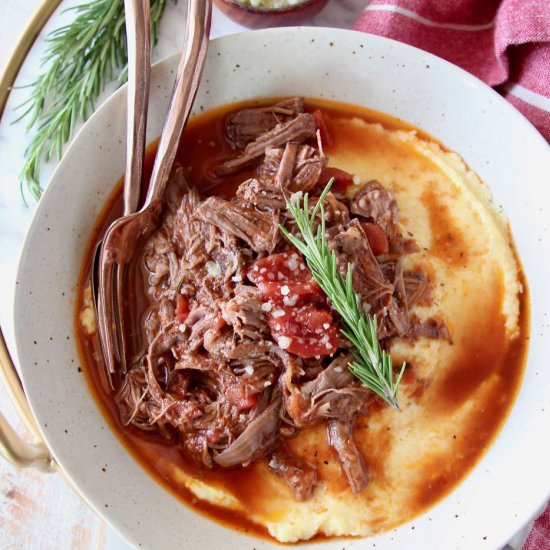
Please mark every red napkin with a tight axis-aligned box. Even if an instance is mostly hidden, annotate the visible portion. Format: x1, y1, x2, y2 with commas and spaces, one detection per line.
353, 0, 550, 142
353, 1, 550, 546
523, 506, 550, 550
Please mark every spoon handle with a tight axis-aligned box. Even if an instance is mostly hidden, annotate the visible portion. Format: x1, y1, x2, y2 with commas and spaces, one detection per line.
145, 0, 211, 207
124, 0, 151, 216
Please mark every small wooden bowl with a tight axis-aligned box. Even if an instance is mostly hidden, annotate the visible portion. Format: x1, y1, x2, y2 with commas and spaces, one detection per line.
214, 0, 330, 29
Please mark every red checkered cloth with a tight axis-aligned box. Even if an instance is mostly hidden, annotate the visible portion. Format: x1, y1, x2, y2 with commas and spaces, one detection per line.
353, 1, 550, 547
353, 0, 550, 142
523, 506, 550, 550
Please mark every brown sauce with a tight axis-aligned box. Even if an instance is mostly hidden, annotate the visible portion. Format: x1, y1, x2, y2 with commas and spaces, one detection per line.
75, 98, 530, 541
409, 271, 529, 509
421, 187, 469, 268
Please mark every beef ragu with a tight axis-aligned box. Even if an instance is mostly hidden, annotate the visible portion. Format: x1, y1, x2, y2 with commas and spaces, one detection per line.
116, 97, 447, 495
77, 97, 529, 541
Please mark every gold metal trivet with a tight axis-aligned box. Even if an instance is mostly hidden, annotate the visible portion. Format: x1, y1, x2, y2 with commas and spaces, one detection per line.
0, 0, 63, 471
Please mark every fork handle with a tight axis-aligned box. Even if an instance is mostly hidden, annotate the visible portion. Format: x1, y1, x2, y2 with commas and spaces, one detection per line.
144, 0, 211, 207
124, 0, 151, 216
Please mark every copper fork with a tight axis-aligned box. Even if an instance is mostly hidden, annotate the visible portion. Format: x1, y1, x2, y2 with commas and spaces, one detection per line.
92, 0, 151, 388
97, 0, 212, 382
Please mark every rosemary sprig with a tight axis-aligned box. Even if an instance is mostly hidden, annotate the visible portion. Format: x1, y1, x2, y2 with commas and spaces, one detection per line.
14, 0, 173, 201
279, 181, 406, 409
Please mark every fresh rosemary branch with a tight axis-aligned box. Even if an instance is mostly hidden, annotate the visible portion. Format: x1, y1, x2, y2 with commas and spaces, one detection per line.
15, 0, 173, 201
279, 181, 406, 409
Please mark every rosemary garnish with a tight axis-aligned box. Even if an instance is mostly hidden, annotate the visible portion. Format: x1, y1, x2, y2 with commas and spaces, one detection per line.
14, 0, 174, 201
279, 181, 406, 409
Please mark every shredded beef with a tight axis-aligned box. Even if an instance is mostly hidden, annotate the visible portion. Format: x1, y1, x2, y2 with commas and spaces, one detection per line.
194, 196, 280, 253
330, 219, 393, 307
281, 355, 369, 428
214, 395, 282, 467
236, 177, 286, 210
350, 180, 399, 242
411, 316, 453, 343
256, 142, 326, 193
327, 418, 369, 494
115, 97, 452, 498
403, 270, 432, 306
215, 113, 317, 176
222, 285, 269, 340
226, 97, 304, 150
328, 221, 451, 340
268, 448, 319, 501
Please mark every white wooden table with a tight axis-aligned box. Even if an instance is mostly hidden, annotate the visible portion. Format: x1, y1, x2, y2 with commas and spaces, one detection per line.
0, 1, 532, 548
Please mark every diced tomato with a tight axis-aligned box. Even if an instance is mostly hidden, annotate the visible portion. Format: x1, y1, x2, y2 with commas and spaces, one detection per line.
249, 253, 341, 356
312, 109, 333, 147
248, 252, 323, 305
317, 166, 354, 194
299, 307, 335, 332
360, 222, 389, 256
248, 252, 310, 284
256, 281, 323, 306
268, 305, 341, 358
175, 295, 190, 323
225, 385, 258, 411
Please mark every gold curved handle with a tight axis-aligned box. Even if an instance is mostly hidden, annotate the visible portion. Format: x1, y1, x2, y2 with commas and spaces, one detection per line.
0, 0, 64, 473
0, 412, 54, 472
0, 327, 55, 472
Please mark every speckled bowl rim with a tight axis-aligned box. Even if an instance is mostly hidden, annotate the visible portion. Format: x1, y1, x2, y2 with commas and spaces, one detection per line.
14, 27, 550, 550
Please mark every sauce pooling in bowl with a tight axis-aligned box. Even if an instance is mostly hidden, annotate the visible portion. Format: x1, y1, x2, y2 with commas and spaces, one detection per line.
76, 98, 529, 542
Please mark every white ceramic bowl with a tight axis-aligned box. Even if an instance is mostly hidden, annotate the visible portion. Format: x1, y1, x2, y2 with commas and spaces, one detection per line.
14, 28, 550, 549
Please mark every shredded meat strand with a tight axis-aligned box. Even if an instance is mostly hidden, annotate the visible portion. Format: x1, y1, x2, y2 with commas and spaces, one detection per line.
113, 98, 451, 499
215, 113, 317, 176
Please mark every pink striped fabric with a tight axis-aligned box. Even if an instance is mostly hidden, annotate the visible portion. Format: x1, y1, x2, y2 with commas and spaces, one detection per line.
523, 505, 550, 550
353, 0, 550, 142
354, 1, 550, 547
